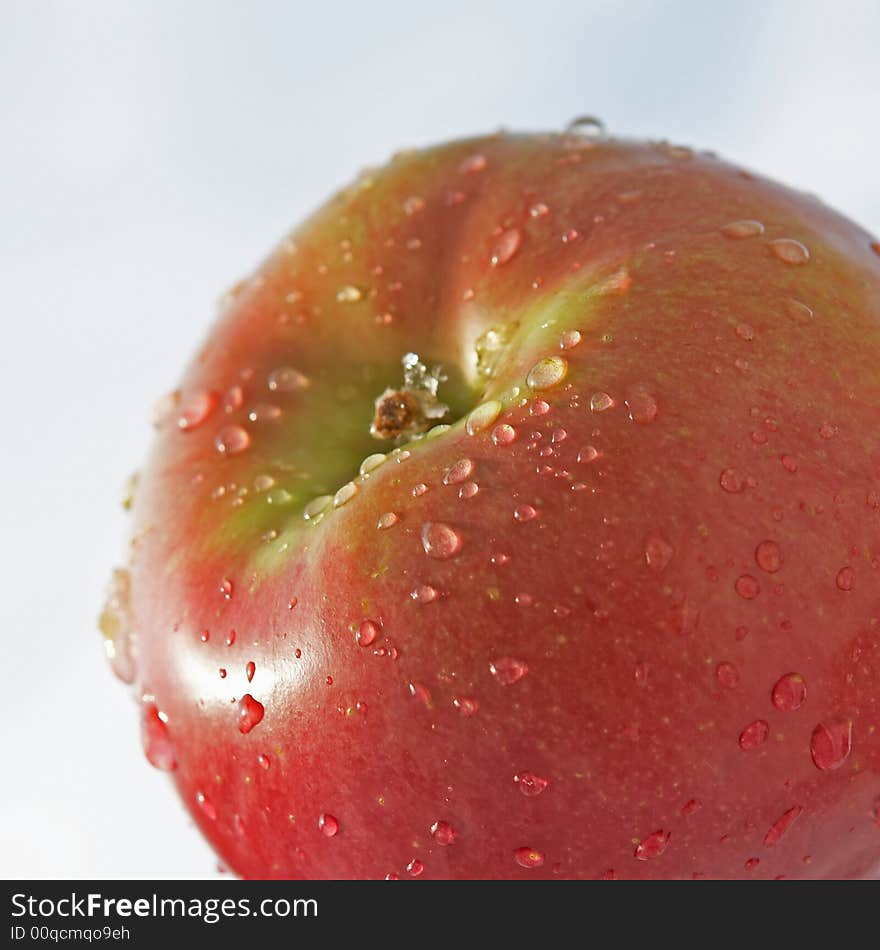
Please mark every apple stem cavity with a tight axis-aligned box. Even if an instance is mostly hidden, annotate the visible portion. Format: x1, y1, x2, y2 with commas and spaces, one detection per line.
370, 352, 450, 441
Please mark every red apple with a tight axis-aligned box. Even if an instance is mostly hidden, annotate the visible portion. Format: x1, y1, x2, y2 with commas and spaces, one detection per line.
103, 128, 880, 879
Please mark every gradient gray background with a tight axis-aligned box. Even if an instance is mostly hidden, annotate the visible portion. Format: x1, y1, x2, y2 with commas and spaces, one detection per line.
2, 0, 878, 879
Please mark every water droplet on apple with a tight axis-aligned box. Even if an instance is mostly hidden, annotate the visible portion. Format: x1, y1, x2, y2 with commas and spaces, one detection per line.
223, 384, 243, 412
406, 858, 425, 877
141, 704, 176, 771
634, 830, 670, 860
459, 481, 479, 499
490, 228, 522, 266
578, 445, 599, 463
810, 719, 852, 770
411, 584, 439, 604
770, 238, 810, 264
644, 534, 674, 571
560, 329, 582, 349
527, 356, 568, 391
459, 153, 487, 174
735, 575, 760, 599
257, 753, 270, 770
430, 820, 458, 845
238, 694, 265, 734
720, 468, 744, 493
715, 662, 740, 689
377, 512, 399, 530
625, 387, 658, 423
98, 568, 136, 684
443, 458, 474, 485
590, 392, 614, 412
489, 657, 529, 685
245, 660, 256, 683
764, 805, 803, 847
453, 696, 479, 716
514, 505, 538, 522
514, 771, 549, 797
771, 673, 806, 712
785, 298, 814, 322
248, 402, 282, 422
682, 799, 702, 816
755, 540, 782, 573
267, 366, 310, 392
357, 620, 380, 647
514, 846, 546, 869
303, 495, 332, 521
721, 219, 765, 239
780, 454, 798, 473
196, 791, 217, 821
735, 322, 756, 341
178, 390, 218, 430
836, 566, 854, 591
421, 522, 463, 559
336, 285, 364, 303
214, 425, 251, 455
360, 453, 387, 475
466, 400, 503, 434
565, 115, 606, 138
739, 719, 769, 749
318, 813, 339, 837
492, 423, 517, 446
403, 195, 426, 215
333, 482, 358, 508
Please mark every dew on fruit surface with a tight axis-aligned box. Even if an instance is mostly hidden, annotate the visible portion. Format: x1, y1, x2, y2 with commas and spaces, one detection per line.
303, 495, 332, 521
527, 356, 568, 390
459, 153, 487, 174
682, 799, 702, 816
152, 388, 181, 428
644, 534, 674, 571
257, 753, 271, 771
514, 771, 549, 797
238, 694, 265, 734
625, 387, 658, 424
248, 403, 282, 422
318, 813, 339, 837
755, 540, 783, 573
565, 115, 606, 138
253, 474, 275, 493
530, 399, 550, 416
177, 390, 218, 430
377, 511, 399, 530
735, 322, 756, 342
360, 453, 387, 475
267, 366, 310, 392
430, 820, 458, 845
223, 384, 243, 412
336, 285, 364, 303
443, 458, 474, 485
141, 704, 176, 771
721, 219, 765, 239
245, 660, 256, 683
333, 482, 359, 508
514, 847, 546, 869
98, 568, 136, 684
409, 682, 433, 707
739, 719, 769, 749
214, 425, 251, 456
514, 505, 537, 522
785, 298, 814, 322
735, 575, 761, 600
459, 481, 479, 499
590, 392, 614, 413
764, 805, 804, 847
489, 657, 529, 685
560, 329, 582, 350
716, 662, 740, 689
466, 400, 503, 435
578, 445, 599, 463
403, 195, 426, 215
634, 830, 670, 861
719, 468, 744, 493
357, 617, 379, 645
634, 662, 649, 686
226, 629, 236, 646
770, 238, 810, 264
219, 577, 233, 600
562, 227, 579, 243
453, 695, 479, 716
819, 422, 838, 440
771, 673, 807, 712
780, 454, 798, 473
407, 858, 425, 877
836, 566, 855, 591
490, 228, 522, 266
744, 857, 760, 871
410, 584, 439, 604
233, 814, 245, 836
810, 719, 853, 770
492, 423, 517, 446
195, 791, 217, 821
551, 427, 567, 443
421, 522, 463, 559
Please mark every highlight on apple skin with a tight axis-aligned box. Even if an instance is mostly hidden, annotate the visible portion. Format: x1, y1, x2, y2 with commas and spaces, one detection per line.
102, 121, 880, 880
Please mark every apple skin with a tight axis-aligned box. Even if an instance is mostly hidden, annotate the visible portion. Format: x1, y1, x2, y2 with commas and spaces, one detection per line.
107, 131, 880, 879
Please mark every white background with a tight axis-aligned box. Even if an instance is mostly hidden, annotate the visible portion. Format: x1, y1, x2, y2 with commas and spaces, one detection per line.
2, 0, 879, 879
